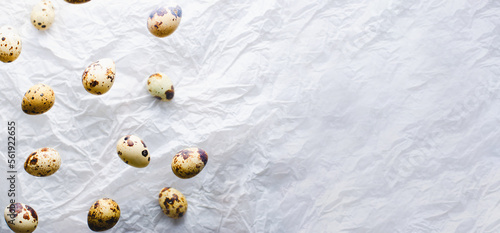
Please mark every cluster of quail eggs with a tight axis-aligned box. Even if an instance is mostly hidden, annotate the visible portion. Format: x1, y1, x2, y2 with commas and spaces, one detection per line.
3, 2, 213, 233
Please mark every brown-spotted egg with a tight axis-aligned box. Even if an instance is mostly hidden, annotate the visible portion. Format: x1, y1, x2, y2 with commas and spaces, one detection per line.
87, 198, 120, 232
82, 58, 116, 95
4, 203, 38, 233
171, 148, 208, 179
0, 26, 22, 63
158, 187, 187, 219
21, 83, 55, 115
64, 0, 90, 3
31, 0, 55, 31
24, 147, 61, 177
147, 73, 174, 101
116, 135, 150, 168
147, 5, 182, 38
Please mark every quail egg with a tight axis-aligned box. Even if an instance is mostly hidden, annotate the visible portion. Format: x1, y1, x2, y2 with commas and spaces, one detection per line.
64, 0, 90, 3
87, 198, 120, 232
147, 5, 182, 38
21, 83, 55, 115
158, 187, 187, 219
31, 0, 55, 31
0, 26, 22, 63
147, 73, 174, 101
24, 147, 61, 177
4, 203, 38, 233
82, 58, 116, 95
171, 148, 208, 179
116, 135, 150, 168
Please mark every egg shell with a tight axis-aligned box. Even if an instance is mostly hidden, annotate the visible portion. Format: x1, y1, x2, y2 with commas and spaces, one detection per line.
87, 198, 120, 232
64, 0, 90, 3
147, 5, 182, 38
158, 187, 188, 219
82, 58, 115, 95
21, 83, 55, 115
0, 26, 22, 63
116, 135, 150, 168
147, 73, 174, 101
171, 148, 208, 179
31, 0, 55, 31
24, 147, 61, 177
4, 203, 38, 233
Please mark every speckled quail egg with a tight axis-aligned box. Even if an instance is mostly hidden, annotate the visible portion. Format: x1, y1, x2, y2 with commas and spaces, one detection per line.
0, 26, 22, 63
64, 0, 90, 3
158, 187, 187, 219
116, 135, 150, 168
4, 203, 38, 233
171, 148, 208, 179
24, 147, 61, 177
147, 73, 174, 101
21, 83, 55, 115
87, 198, 120, 232
147, 5, 182, 38
82, 58, 116, 95
31, 0, 55, 31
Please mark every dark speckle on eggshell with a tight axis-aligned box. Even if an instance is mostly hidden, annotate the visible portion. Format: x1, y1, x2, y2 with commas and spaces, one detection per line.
198, 149, 208, 165
29, 158, 38, 165
165, 87, 174, 100
169, 6, 182, 18
26, 205, 38, 220
180, 150, 190, 160
155, 7, 169, 17
127, 140, 134, 146
10, 203, 23, 217
90, 80, 99, 87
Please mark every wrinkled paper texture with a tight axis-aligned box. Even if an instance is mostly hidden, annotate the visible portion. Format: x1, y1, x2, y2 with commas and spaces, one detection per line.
1, 0, 500, 232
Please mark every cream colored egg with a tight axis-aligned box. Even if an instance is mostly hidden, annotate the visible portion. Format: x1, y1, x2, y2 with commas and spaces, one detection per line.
21, 83, 55, 115
31, 0, 55, 31
82, 58, 116, 95
171, 148, 208, 179
87, 198, 120, 232
158, 187, 187, 219
64, 0, 90, 3
4, 203, 38, 233
147, 73, 174, 101
116, 135, 150, 168
0, 26, 22, 63
24, 147, 61, 177
147, 5, 182, 38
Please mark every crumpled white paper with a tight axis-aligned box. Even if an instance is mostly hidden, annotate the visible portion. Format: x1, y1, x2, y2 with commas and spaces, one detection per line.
1, 0, 500, 232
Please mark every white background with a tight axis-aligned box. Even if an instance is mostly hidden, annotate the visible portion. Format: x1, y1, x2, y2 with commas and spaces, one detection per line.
1, 0, 500, 232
